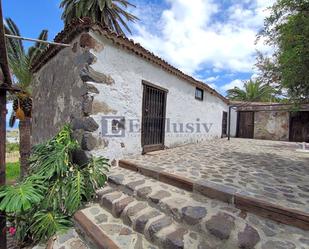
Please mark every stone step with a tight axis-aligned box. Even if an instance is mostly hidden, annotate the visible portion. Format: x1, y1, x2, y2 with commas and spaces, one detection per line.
74, 204, 158, 249
98, 190, 205, 248
118, 160, 309, 231
95, 166, 309, 249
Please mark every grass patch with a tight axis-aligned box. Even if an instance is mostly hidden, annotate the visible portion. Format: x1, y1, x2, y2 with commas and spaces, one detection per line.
6, 142, 19, 153
6, 162, 20, 181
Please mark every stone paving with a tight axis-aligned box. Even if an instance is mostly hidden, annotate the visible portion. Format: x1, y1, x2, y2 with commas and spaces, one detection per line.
100, 167, 309, 249
80, 204, 158, 249
123, 138, 309, 213
33, 229, 91, 249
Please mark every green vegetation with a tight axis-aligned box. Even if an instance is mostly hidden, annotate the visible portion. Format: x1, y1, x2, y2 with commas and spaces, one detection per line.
6, 142, 19, 153
0, 125, 110, 244
227, 80, 279, 102
5, 18, 49, 178
60, 0, 139, 35
6, 162, 20, 181
257, 0, 309, 102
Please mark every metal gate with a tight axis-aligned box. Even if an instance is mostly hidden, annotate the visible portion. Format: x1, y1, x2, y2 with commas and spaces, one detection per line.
237, 111, 254, 138
141, 81, 167, 153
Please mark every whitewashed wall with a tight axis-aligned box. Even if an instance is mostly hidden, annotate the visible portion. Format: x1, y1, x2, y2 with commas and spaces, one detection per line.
88, 32, 229, 160
229, 108, 238, 137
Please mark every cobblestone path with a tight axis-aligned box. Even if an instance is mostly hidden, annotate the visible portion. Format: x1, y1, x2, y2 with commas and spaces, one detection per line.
124, 138, 309, 213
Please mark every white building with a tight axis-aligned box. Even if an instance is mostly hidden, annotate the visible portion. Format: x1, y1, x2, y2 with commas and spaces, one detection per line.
32, 19, 232, 162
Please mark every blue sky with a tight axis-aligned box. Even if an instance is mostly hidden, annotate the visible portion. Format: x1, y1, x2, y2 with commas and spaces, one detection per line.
3, 0, 274, 129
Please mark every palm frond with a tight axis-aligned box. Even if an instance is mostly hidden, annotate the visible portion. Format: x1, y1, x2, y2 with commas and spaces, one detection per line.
60, 0, 138, 35
5, 18, 24, 53
227, 80, 278, 102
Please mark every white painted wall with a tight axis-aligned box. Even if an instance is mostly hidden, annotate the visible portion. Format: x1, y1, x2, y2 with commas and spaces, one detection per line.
88, 32, 229, 160
229, 108, 238, 137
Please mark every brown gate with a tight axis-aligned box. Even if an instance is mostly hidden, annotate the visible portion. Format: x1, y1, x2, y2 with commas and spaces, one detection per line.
141, 81, 167, 153
237, 111, 254, 138
289, 112, 309, 142
222, 111, 228, 137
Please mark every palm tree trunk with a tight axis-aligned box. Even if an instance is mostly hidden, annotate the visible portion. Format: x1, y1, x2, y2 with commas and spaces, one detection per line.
19, 117, 31, 178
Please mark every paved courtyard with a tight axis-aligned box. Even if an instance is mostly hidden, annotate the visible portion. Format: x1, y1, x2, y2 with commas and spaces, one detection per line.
124, 138, 309, 213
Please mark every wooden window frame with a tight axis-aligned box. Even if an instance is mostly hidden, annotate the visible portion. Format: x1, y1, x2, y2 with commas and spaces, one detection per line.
195, 87, 204, 101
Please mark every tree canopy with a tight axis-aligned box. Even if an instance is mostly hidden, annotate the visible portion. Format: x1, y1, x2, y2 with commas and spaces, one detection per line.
226, 80, 278, 102
4, 18, 48, 94
257, 0, 309, 102
60, 0, 139, 35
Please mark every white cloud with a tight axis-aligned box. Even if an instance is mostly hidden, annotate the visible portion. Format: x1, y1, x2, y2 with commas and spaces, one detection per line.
131, 0, 275, 75
221, 79, 244, 91
205, 76, 220, 82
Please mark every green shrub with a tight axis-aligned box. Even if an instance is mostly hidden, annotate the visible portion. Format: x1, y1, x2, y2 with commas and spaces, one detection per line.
6, 162, 20, 181
0, 125, 109, 245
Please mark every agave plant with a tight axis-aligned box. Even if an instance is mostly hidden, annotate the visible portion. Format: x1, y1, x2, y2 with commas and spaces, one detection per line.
0, 125, 109, 244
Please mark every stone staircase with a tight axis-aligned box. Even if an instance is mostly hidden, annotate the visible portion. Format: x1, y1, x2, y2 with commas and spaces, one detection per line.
50, 166, 308, 249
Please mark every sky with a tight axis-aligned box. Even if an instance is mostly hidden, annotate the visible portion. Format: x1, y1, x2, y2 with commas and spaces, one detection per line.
2, 0, 275, 128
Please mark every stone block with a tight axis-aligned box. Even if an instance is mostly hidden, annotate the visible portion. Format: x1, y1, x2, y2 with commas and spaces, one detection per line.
126, 180, 146, 191
113, 196, 135, 217
205, 212, 235, 240
108, 174, 124, 185
134, 210, 161, 233
162, 227, 188, 249
238, 224, 260, 249
122, 202, 148, 226
81, 132, 97, 151
147, 216, 173, 242
72, 149, 92, 166
71, 117, 99, 132
149, 190, 171, 204
82, 95, 93, 116
181, 206, 207, 225
101, 192, 122, 211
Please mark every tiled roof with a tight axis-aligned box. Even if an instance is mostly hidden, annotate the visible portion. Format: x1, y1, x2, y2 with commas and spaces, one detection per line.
31, 18, 228, 103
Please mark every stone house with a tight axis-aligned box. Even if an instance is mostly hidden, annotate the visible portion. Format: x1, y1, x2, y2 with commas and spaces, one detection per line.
31, 19, 230, 162
230, 101, 309, 142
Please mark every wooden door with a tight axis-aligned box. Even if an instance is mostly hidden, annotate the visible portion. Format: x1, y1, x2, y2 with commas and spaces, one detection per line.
237, 111, 254, 138
289, 112, 309, 142
222, 111, 228, 137
141, 81, 167, 153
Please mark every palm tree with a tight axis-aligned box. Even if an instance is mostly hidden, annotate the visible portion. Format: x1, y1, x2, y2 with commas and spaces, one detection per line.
60, 0, 139, 35
5, 18, 48, 178
227, 80, 278, 102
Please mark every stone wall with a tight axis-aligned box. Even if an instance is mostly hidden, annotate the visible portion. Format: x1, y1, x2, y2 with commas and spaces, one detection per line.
32, 33, 106, 164
254, 111, 289, 141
